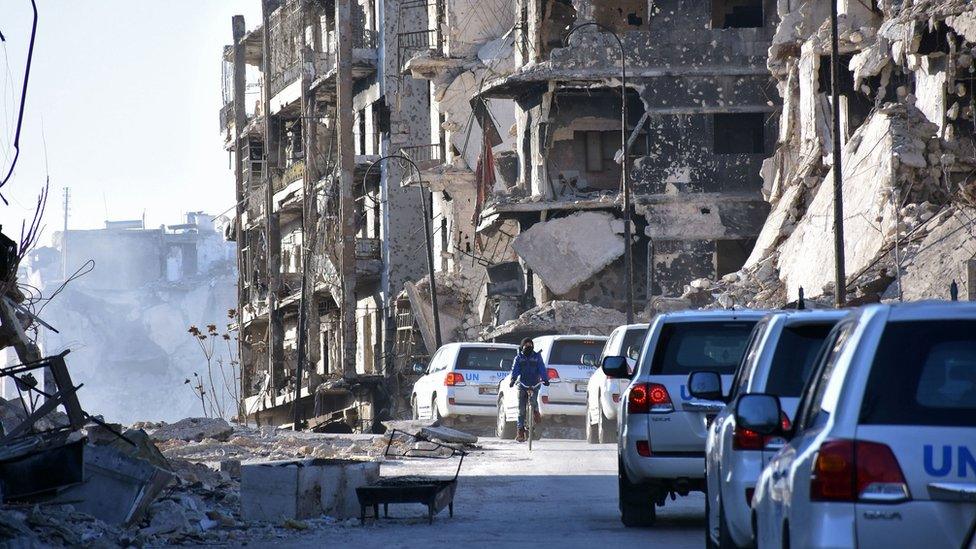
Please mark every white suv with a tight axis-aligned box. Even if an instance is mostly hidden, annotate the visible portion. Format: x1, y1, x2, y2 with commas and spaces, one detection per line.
691, 310, 845, 548
604, 310, 766, 527
747, 301, 976, 548
496, 335, 607, 438
586, 324, 649, 444
411, 342, 518, 423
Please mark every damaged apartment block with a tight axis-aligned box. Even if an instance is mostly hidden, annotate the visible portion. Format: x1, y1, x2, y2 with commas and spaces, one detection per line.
396, 0, 778, 348
221, 0, 428, 429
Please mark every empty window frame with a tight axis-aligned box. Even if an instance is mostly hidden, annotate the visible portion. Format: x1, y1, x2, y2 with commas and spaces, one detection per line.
713, 113, 765, 154
711, 0, 763, 28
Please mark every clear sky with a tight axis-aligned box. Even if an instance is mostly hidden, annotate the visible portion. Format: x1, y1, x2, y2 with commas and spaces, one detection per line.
1, 1, 262, 239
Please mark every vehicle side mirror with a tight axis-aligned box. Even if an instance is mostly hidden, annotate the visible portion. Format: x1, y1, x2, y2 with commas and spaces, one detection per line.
735, 394, 783, 436
601, 356, 631, 379
687, 371, 724, 401
581, 353, 597, 367
411, 363, 427, 375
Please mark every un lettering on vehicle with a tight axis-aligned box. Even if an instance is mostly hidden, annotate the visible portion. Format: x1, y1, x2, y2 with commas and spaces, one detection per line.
923, 445, 976, 478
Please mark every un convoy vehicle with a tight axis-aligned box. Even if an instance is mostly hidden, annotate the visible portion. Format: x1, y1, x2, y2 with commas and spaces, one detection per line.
497, 335, 607, 438
586, 324, 649, 444
689, 309, 845, 548
603, 310, 766, 527
747, 302, 976, 548
411, 342, 518, 423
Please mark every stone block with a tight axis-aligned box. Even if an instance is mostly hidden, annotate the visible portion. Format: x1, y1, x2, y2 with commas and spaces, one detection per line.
240, 458, 380, 522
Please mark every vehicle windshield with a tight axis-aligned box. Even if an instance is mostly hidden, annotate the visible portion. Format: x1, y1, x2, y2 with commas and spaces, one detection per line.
455, 347, 517, 371
649, 321, 758, 375
765, 322, 837, 396
860, 320, 976, 427
622, 328, 648, 361
550, 339, 605, 365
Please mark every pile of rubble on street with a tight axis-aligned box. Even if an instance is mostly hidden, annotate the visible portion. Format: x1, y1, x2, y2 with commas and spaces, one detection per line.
0, 411, 477, 546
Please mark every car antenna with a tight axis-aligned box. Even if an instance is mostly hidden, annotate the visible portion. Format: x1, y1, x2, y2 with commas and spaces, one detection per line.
798, 287, 805, 310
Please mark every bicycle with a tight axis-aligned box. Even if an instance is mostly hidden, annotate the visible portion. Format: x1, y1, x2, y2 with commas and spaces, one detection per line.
519, 381, 543, 450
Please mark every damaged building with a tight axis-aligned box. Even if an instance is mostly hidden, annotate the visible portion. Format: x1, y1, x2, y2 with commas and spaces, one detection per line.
396, 0, 778, 345
221, 0, 429, 428
688, 0, 976, 308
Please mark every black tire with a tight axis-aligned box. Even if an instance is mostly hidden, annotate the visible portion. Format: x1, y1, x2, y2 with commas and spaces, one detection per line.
618, 457, 657, 527
585, 406, 598, 444
706, 496, 719, 549
598, 401, 617, 444
718, 497, 739, 549
496, 400, 516, 439
430, 397, 440, 422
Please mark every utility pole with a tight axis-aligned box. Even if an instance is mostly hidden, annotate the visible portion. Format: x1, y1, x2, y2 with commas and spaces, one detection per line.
336, 0, 358, 378
829, 0, 847, 307
61, 187, 69, 281
231, 15, 248, 416
262, 0, 285, 403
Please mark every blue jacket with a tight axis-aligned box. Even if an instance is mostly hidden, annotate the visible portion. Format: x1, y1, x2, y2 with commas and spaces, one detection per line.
510, 350, 548, 387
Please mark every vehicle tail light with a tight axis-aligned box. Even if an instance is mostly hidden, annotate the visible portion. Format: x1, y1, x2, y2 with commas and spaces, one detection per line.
628, 383, 673, 414
810, 439, 909, 503
445, 372, 465, 386
855, 440, 911, 502
636, 440, 652, 457
547, 368, 560, 381
733, 426, 764, 450
733, 412, 792, 451
627, 383, 674, 414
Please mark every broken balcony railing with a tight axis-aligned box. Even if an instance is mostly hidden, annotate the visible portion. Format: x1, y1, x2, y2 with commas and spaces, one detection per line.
397, 29, 441, 72
399, 143, 444, 169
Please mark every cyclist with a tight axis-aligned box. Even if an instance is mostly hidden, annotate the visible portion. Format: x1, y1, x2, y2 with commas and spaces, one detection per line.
508, 337, 550, 442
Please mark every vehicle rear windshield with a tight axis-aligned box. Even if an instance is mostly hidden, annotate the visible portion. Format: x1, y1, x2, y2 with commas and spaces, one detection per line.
455, 347, 517, 371
765, 323, 837, 396
860, 320, 976, 427
622, 328, 649, 361
550, 340, 605, 365
650, 321, 758, 375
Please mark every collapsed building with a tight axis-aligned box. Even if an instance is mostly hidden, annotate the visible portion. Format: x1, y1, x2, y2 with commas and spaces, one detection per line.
3, 213, 237, 423
686, 0, 976, 307
398, 0, 779, 343
222, 0, 976, 430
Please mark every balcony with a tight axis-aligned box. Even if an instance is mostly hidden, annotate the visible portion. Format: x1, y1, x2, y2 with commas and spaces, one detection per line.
219, 101, 235, 135
397, 29, 441, 73
399, 143, 444, 170
355, 238, 382, 261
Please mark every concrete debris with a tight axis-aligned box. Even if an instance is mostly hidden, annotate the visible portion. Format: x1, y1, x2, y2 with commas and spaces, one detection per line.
240, 458, 379, 522
483, 300, 633, 342
420, 425, 479, 444
512, 212, 625, 296
147, 417, 236, 443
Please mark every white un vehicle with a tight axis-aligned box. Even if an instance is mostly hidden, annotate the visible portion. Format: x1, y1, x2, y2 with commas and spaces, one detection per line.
745, 301, 976, 548
690, 309, 845, 548
586, 323, 649, 444
497, 335, 607, 438
603, 310, 765, 526
411, 342, 517, 423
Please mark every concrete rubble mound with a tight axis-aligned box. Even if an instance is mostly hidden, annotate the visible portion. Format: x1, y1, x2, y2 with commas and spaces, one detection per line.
0, 419, 479, 546
678, 0, 976, 307
484, 300, 633, 340
144, 417, 235, 443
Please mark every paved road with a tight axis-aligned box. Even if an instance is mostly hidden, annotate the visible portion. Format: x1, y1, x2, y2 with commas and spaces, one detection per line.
275, 437, 705, 548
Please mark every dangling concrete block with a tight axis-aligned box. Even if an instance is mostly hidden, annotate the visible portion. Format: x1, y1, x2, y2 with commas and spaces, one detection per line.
240, 458, 380, 522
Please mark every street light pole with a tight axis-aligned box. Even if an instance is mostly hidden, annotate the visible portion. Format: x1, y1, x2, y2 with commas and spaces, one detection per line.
565, 23, 634, 323
363, 154, 443, 350
829, 0, 847, 307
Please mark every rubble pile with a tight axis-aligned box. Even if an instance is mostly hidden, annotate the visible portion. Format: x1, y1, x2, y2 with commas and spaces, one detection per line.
684, 0, 976, 307
483, 299, 637, 340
